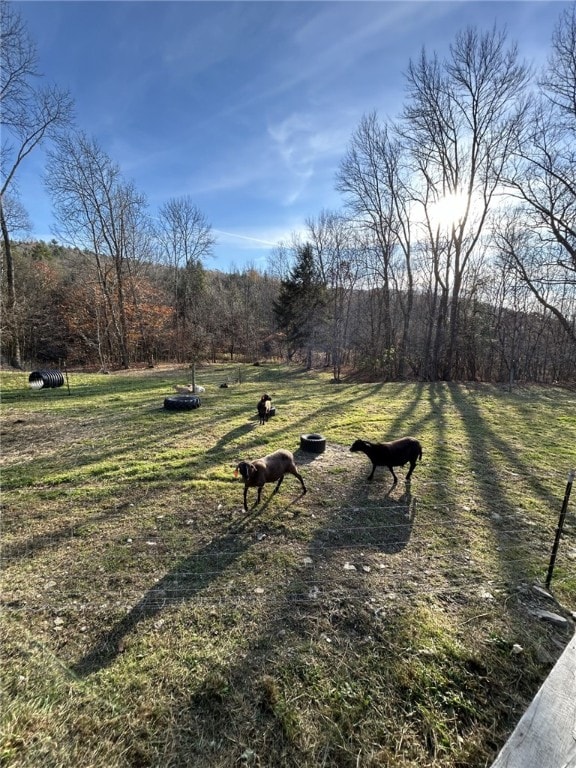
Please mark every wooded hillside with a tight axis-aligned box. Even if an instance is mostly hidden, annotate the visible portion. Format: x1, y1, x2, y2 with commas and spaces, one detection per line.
2, 237, 574, 385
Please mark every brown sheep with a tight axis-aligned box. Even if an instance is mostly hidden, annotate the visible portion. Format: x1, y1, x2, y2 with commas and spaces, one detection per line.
235, 449, 306, 510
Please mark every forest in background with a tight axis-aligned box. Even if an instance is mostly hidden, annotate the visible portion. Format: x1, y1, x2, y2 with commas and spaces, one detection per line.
4, 235, 575, 385
1, 1, 575, 383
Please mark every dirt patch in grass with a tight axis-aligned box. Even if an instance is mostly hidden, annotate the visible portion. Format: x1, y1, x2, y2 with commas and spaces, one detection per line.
1, 366, 575, 767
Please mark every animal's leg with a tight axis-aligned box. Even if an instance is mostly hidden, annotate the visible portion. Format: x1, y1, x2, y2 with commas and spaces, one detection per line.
367, 465, 376, 480
297, 471, 307, 493
273, 475, 285, 494
290, 469, 307, 493
243, 487, 249, 511
406, 460, 416, 480
256, 485, 264, 505
389, 467, 398, 484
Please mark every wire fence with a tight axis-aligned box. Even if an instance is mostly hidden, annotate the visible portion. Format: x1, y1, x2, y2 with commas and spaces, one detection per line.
3, 501, 573, 615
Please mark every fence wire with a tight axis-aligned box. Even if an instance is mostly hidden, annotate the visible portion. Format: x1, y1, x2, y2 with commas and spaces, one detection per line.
2, 506, 573, 615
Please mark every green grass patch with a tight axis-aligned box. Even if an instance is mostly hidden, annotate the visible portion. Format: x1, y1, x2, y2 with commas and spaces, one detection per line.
1, 364, 575, 767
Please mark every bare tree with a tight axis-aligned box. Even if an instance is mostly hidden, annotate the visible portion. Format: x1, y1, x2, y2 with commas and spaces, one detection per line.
266, 236, 302, 282
46, 131, 149, 368
401, 26, 529, 379
337, 114, 396, 375
493, 212, 576, 346
1, 189, 30, 235
498, 4, 576, 348
539, 2, 576, 124
306, 210, 359, 380
337, 113, 416, 377
0, 0, 74, 366
156, 196, 214, 323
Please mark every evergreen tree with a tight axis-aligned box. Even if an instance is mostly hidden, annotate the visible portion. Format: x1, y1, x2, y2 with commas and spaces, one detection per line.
273, 243, 326, 366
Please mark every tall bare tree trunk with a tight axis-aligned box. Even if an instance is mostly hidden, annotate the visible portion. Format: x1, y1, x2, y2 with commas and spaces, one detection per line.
0, 198, 21, 367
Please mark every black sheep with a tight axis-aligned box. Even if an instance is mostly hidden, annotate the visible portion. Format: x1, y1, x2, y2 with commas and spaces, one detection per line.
257, 393, 272, 425
350, 437, 422, 483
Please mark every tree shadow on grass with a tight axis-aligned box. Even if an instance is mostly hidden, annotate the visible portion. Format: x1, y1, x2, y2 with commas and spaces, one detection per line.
70, 527, 258, 677
149, 440, 428, 766
58, 382, 575, 765
2, 498, 141, 564
205, 421, 257, 456
227, 484, 308, 530
70, 466, 309, 677
309, 477, 416, 557
447, 384, 565, 588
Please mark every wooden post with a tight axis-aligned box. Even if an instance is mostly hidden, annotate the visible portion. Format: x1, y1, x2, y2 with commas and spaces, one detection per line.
490, 634, 576, 768
545, 468, 575, 589
191, 363, 196, 393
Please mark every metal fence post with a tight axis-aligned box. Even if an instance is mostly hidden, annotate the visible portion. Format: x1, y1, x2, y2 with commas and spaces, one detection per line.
545, 469, 575, 589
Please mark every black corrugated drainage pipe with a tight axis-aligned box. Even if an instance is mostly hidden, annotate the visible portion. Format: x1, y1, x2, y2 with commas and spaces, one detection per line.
29, 370, 65, 389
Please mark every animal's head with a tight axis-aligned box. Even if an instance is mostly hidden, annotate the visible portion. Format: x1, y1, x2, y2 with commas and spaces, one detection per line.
235, 461, 254, 481
260, 393, 271, 402
350, 439, 369, 453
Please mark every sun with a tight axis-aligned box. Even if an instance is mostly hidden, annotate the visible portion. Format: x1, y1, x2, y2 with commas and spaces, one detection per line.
430, 191, 469, 231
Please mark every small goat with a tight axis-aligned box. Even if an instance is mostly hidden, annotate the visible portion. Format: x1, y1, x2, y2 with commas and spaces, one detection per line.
350, 437, 422, 483
235, 449, 306, 511
257, 393, 272, 425
174, 384, 205, 394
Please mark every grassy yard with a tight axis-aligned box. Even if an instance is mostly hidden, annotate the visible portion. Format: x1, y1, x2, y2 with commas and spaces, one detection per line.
1, 363, 575, 768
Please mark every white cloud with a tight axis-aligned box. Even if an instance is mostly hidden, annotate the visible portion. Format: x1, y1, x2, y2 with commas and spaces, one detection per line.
213, 229, 279, 249
266, 110, 353, 205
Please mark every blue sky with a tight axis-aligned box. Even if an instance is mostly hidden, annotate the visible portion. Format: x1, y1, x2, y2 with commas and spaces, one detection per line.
13, 0, 570, 273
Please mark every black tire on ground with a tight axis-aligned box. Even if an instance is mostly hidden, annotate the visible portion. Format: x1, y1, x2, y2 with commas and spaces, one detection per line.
163, 395, 201, 411
300, 433, 326, 453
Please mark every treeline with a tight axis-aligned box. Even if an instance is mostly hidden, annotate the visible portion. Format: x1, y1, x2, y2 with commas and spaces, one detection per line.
1, 1, 575, 383
4, 240, 280, 370
5, 236, 575, 385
